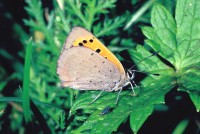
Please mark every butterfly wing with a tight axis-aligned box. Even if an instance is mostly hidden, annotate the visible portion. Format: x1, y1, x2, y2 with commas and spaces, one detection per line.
57, 47, 121, 91
63, 27, 126, 75
64, 27, 94, 49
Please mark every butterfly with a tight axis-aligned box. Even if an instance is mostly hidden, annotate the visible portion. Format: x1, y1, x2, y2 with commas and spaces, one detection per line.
57, 27, 136, 104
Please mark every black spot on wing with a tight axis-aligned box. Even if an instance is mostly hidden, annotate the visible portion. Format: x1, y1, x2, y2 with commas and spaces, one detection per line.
79, 43, 83, 46
96, 49, 101, 53
89, 39, 93, 43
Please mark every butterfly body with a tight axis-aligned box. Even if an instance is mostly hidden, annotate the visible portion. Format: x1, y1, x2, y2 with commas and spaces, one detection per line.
57, 27, 132, 93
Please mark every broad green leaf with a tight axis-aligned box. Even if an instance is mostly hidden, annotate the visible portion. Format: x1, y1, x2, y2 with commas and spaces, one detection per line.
179, 67, 200, 91
174, 0, 200, 110
143, 3, 177, 65
143, 0, 200, 113
189, 91, 200, 111
130, 105, 153, 133
175, 0, 200, 69
128, 45, 174, 76
70, 76, 175, 134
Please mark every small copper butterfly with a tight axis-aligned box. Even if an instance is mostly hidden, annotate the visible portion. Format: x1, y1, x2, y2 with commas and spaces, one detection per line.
57, 27, 135, 104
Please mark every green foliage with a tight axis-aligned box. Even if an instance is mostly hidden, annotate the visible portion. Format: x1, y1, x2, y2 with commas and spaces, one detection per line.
0, 0, 199, 133
22, 38, 32, 122
70, 46, 175, 133
69, 0, 200, 133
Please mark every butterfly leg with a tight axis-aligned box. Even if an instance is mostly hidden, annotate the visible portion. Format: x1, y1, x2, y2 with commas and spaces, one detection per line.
127, 70, 137, 88
89, 90, 105, 104
116, 87, 123, 105
131, 80, 137, 87
128, 81, 136, 96
128, 69, 137, 80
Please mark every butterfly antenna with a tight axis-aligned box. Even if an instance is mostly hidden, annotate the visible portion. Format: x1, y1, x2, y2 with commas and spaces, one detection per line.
128, 51, 159, 71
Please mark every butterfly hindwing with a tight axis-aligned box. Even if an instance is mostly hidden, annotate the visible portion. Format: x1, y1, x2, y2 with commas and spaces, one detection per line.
57, 47, 121, 91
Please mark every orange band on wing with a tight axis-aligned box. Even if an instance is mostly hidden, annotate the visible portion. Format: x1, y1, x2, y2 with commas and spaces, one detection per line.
73, 36, 125, 74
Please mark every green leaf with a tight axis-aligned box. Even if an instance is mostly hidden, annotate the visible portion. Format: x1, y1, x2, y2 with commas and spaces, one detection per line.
24, 0, 55, 49
143, 0, 200, 114
124, 0, 154, 30
175, 0, 200, 69
174, 0, 200, 109
130, 104, 153, 133
179, 67, 200, 91
0, 97, 63, 110
70, 76, 175, 133
128, 45, 174, 76
189, 91, 200, 111
142, 3, 177, 65
94, 17, 126, 37
64, 0, 117, 30
22, 38, 33, 123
